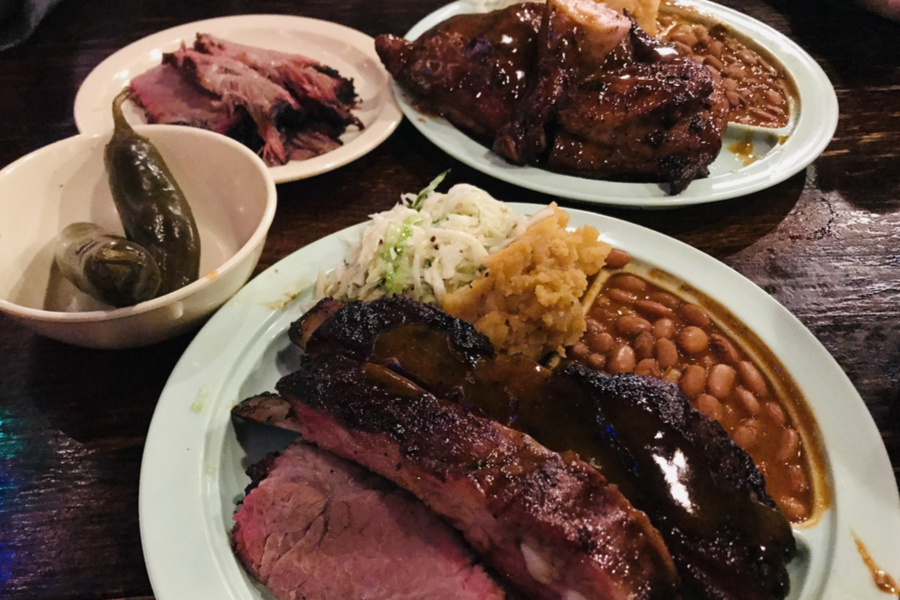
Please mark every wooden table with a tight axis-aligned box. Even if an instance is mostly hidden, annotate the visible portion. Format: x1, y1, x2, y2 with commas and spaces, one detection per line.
0, 0, 898, 597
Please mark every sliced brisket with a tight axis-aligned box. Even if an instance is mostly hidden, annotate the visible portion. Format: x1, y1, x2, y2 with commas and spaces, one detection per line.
194, 33, 362, 131
127, 35, 362, 166
163, 45, 299, 165
128, 63, 241, 134
233, 440, 506, 600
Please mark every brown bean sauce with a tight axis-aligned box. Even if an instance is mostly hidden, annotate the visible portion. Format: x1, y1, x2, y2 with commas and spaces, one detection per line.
572, 267, 827, 524
854, 534, 900, 595
657, 3, 794, 129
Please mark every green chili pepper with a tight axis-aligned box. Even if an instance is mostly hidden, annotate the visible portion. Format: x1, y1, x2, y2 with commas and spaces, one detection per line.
55, 222, 162, 307
105, 89, 200, 296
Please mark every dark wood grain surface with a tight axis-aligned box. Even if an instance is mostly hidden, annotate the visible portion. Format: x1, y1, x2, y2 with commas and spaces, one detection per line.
0, 0, 898, 597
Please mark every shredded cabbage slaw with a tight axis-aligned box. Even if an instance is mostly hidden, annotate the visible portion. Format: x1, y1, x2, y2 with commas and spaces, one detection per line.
315, 175, 552, 304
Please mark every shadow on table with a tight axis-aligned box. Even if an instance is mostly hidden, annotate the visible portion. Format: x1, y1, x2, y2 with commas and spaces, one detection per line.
21, 329, 195, 446
767, 0, 900, 81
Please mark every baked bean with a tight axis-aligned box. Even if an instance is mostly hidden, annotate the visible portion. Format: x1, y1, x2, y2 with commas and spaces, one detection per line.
634, 358, 661, 378
723, 77, 738, 92
679, 304, 711, 328
709, 333, 741, 364
679, 364, 707, 398
672, 40, 694, 55
634, 331, 656, 360
570, 342, 590, 360
617, 315, 652, 336
723, 62, 745, 79
692, 23, 711, 44
726, 91, 741, 108
670, 29, 698, 47
635, 299, 673, 318
707, 364, 736, 399
738, 361, 768, 397
765, 89, 783, 105
704, 55, 725, 71
613, 275, 647, 293
648, 291, 680, 308
750, 106, 777, 122
695, 393, 722, 421
734, 385, 760, 415
656, 338, 679, 368
587, 332, 615, 354
587, 352, 606, 371
585, 318, 603, 335
663, 367, 682, 383
608, 345, 636, 373
787, 464, 809, 494
738, 49, 758, 65
708, 40, 725, 57
778, 427, 801, 462
652, 318, 676, 339
608, 288, 637, 304
764, 401, 786, 427
733, 419, 760, 450
605, 248, 632, 268
677, 326, 709, 354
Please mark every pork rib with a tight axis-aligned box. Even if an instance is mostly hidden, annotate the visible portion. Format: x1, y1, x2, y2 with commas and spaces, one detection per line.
292, 297, 796, 600
277, 353, 680, 600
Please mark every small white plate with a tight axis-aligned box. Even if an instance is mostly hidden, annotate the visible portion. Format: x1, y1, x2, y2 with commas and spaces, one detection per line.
140, 204, 899, 600
74, 15, 403, 184
395, 0, 839, 207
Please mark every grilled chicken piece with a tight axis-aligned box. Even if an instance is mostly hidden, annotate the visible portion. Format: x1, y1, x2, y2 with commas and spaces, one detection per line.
493, 0, 630, 163
375, 3, 542, 137
277, 352, 681, 600
546, 23, 730, 193
376, 0, 727, 193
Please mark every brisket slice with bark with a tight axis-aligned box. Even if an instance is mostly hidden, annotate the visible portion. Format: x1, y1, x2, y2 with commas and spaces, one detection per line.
128, 34, 361, 166
277, 350, 681, 600
194, 33, 362, 131
232, 440, 506, 600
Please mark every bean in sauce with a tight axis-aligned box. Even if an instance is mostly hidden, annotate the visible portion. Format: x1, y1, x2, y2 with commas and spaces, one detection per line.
575, 271, 814, 522
657, 5, 793, 129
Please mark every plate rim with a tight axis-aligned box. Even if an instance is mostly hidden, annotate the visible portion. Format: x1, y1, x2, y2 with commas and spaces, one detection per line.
73, 14, 403, 184
139, 203, 900, 600
395, 0, 839, 208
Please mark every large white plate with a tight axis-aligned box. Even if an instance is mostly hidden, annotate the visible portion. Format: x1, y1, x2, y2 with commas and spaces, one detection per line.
74, 15, 402, 184
395, 0, 839, 207
140, 204, 899, 600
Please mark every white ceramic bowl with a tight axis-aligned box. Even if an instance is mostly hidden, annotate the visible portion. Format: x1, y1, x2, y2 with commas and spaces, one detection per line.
0, 125, 277, 348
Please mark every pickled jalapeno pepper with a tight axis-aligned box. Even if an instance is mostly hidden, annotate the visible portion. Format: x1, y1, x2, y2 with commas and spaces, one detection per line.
55, 222, 162, 307
105, 89, 200, 296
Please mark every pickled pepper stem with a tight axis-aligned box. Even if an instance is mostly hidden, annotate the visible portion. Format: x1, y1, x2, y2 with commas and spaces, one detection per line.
111, 88, 133, 134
